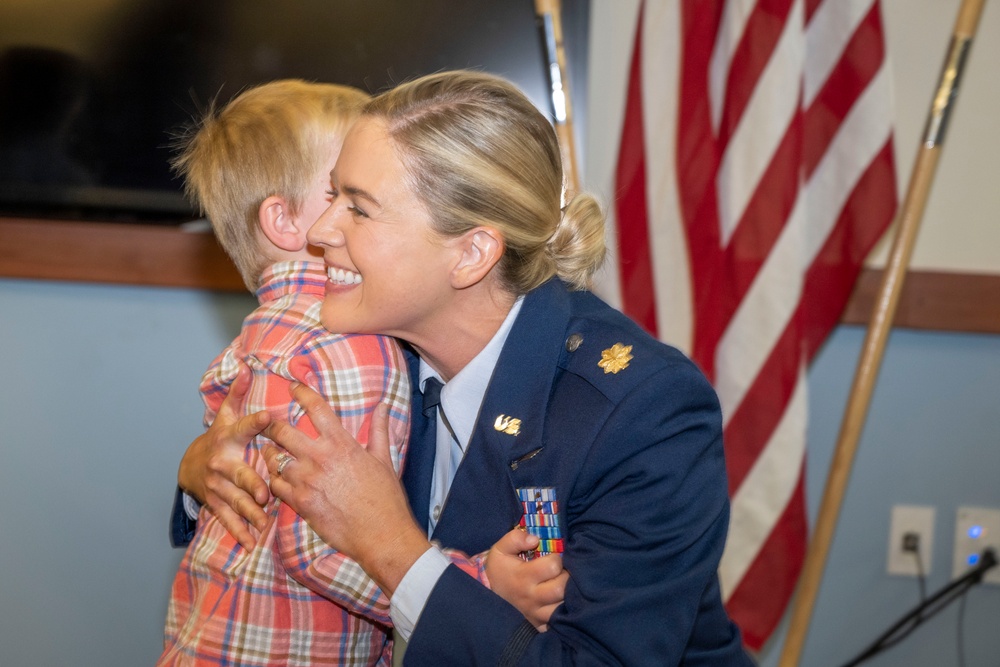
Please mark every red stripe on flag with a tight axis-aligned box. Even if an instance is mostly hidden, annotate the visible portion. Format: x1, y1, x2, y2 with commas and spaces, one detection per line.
723, 314, 802, 495
717, 0, 796, 147
717, 111, 803, 338
804, 140, 896, 361
725, 470, 808, 650
803, 3, 886, 176
614, 4, 658, 337
803, 0, 824, 23
677, 0, 725, 379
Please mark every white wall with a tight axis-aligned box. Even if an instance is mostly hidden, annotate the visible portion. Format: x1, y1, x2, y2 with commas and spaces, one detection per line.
876, 0, 1000, 272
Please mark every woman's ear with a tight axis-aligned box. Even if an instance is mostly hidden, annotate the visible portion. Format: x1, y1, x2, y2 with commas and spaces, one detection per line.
259, 195, 308, 252
450, 227, 505, 289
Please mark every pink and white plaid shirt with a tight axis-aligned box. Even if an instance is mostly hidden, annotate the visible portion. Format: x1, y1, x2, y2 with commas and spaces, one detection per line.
160, 261, 412, 667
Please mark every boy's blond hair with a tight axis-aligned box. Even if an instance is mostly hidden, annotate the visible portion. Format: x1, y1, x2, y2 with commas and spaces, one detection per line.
172, 79, 369, 290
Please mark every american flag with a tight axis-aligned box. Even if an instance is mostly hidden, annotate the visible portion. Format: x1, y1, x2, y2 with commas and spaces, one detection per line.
610, 0, 897, 650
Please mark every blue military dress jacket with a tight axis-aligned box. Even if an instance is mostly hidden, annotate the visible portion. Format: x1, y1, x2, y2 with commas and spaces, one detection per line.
399, 279, 752, 666
171, 278, 753, 665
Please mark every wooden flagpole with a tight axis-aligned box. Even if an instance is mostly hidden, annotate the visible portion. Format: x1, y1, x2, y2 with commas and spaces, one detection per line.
534, 0, 581, 198
779, 1, 987, 665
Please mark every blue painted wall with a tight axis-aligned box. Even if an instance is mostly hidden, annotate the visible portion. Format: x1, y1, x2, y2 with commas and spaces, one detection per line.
1, 277, 997, 665
0, 278, 255, 666
758, 326, 1000, 666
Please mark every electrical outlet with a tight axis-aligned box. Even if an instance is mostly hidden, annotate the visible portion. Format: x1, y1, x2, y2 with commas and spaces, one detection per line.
887, 505, 935, 576
952, 507, 1000, 585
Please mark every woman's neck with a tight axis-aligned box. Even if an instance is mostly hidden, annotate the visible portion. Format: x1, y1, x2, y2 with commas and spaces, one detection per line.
408, 286, 517, 382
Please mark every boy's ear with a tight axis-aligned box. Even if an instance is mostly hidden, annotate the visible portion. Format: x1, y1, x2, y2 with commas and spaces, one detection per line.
450, 227, 505, 289
259, 195, 308, 252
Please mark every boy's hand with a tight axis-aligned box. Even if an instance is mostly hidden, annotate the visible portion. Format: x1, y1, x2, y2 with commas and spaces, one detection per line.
486, 527, 568, 631
178, 365, 271, 550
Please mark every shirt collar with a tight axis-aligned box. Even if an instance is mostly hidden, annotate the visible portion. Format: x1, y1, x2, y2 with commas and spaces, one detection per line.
419, 296, 524, 450
255, 260, 328, 304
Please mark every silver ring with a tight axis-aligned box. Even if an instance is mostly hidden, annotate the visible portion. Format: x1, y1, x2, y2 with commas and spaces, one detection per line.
275, 452, 294, 476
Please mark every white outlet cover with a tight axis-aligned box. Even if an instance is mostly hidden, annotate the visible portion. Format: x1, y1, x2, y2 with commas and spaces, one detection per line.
952, 506, 1000, 585
887, 505, 935, 576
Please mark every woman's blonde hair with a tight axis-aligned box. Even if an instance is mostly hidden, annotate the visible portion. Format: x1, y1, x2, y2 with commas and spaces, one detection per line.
364, 70, 606, 293
172, 79, 369, 290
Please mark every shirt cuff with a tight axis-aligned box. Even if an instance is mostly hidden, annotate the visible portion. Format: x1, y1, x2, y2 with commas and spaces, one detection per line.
182, 492, 202, 521
389, 545, 450, 641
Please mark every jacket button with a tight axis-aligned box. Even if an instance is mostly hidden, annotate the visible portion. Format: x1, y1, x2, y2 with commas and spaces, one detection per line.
565, 333, 583, 352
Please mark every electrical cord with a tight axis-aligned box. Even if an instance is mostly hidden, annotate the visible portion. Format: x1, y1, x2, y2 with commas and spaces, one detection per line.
956, 586, 968, 667
839, 547, 997, 667
911, 536, 927, 612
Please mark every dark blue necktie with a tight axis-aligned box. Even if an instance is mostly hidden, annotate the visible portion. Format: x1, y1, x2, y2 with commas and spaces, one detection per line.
422, 376, 458, 444
422, 376, 443, 418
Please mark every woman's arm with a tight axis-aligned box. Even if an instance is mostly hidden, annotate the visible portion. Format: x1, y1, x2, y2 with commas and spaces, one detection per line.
264, 384, 568, 631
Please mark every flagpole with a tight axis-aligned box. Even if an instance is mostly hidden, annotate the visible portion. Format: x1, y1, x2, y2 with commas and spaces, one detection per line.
534, 0, 581, 198
779, 1, 987, 665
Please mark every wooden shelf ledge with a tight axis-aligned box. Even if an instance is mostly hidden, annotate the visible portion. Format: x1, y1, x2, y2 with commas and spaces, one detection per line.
0, 216, 245, 292
2, 216, 999, 334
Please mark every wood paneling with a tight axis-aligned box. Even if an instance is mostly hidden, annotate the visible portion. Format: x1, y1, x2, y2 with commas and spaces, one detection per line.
0, 217, 245, 292
2, 217, 999, 333
843, 268, 1000, 335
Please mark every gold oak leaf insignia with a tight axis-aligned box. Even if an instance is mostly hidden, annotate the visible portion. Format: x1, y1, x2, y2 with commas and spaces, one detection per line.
598, 343, 634, 374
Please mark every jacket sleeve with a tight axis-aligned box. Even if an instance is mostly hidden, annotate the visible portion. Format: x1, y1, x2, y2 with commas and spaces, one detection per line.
169, 486, 197, 548
403, 363, 751, 666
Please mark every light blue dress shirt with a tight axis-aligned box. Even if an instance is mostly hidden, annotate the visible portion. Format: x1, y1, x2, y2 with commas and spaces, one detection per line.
390, 297, 524, 640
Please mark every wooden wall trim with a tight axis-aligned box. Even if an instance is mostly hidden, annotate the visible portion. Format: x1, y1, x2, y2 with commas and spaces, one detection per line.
0, 217, 245, 292
2, 217, 999, 334
843, 268, 1000, 335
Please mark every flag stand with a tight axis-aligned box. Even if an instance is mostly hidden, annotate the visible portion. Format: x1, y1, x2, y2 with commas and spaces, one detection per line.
778, 1, 987, 665
535, 0, 581, 198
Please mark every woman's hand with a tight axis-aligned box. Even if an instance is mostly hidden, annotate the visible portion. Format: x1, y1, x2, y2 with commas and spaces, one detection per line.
486, 528, 568, 631
178, 365, 271, 550
263, 383, 430, 595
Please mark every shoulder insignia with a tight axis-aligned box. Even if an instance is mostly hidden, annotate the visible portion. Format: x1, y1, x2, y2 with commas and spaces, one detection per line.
598, 342, 633, 374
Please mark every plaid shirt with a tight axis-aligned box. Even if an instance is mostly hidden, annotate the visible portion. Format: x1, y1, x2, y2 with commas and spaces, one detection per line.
160, 261, 414, 667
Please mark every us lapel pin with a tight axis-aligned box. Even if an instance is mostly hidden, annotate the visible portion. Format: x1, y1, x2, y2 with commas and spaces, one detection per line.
494, 414, 521, 435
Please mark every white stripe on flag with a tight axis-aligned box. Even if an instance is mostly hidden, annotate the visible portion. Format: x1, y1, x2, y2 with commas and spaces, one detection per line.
641, 0, 692, 351
805, 61, 893, 259
710, 0, 756, 132
717, 0, 805, 245
804, 0, 877, 106
717, 190, 807, 425
720, 363, 808, 599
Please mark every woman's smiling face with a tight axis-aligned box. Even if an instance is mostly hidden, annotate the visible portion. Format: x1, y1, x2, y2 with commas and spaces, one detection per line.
307, 117, 460, 344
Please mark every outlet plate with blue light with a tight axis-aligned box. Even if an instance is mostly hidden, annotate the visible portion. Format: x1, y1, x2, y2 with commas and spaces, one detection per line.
952, 506, 1000, 585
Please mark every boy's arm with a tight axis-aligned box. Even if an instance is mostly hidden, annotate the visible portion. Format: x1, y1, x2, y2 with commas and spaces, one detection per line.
440, 528, 568, 631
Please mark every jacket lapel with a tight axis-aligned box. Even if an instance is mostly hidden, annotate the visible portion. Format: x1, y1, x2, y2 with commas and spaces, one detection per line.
431, 280, 571, 554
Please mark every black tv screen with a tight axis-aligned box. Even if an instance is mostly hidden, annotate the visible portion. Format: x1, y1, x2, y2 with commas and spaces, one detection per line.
0, 0, 588, 224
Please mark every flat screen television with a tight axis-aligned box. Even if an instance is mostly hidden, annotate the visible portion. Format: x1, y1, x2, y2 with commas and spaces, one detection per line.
0, 0, 589, 224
